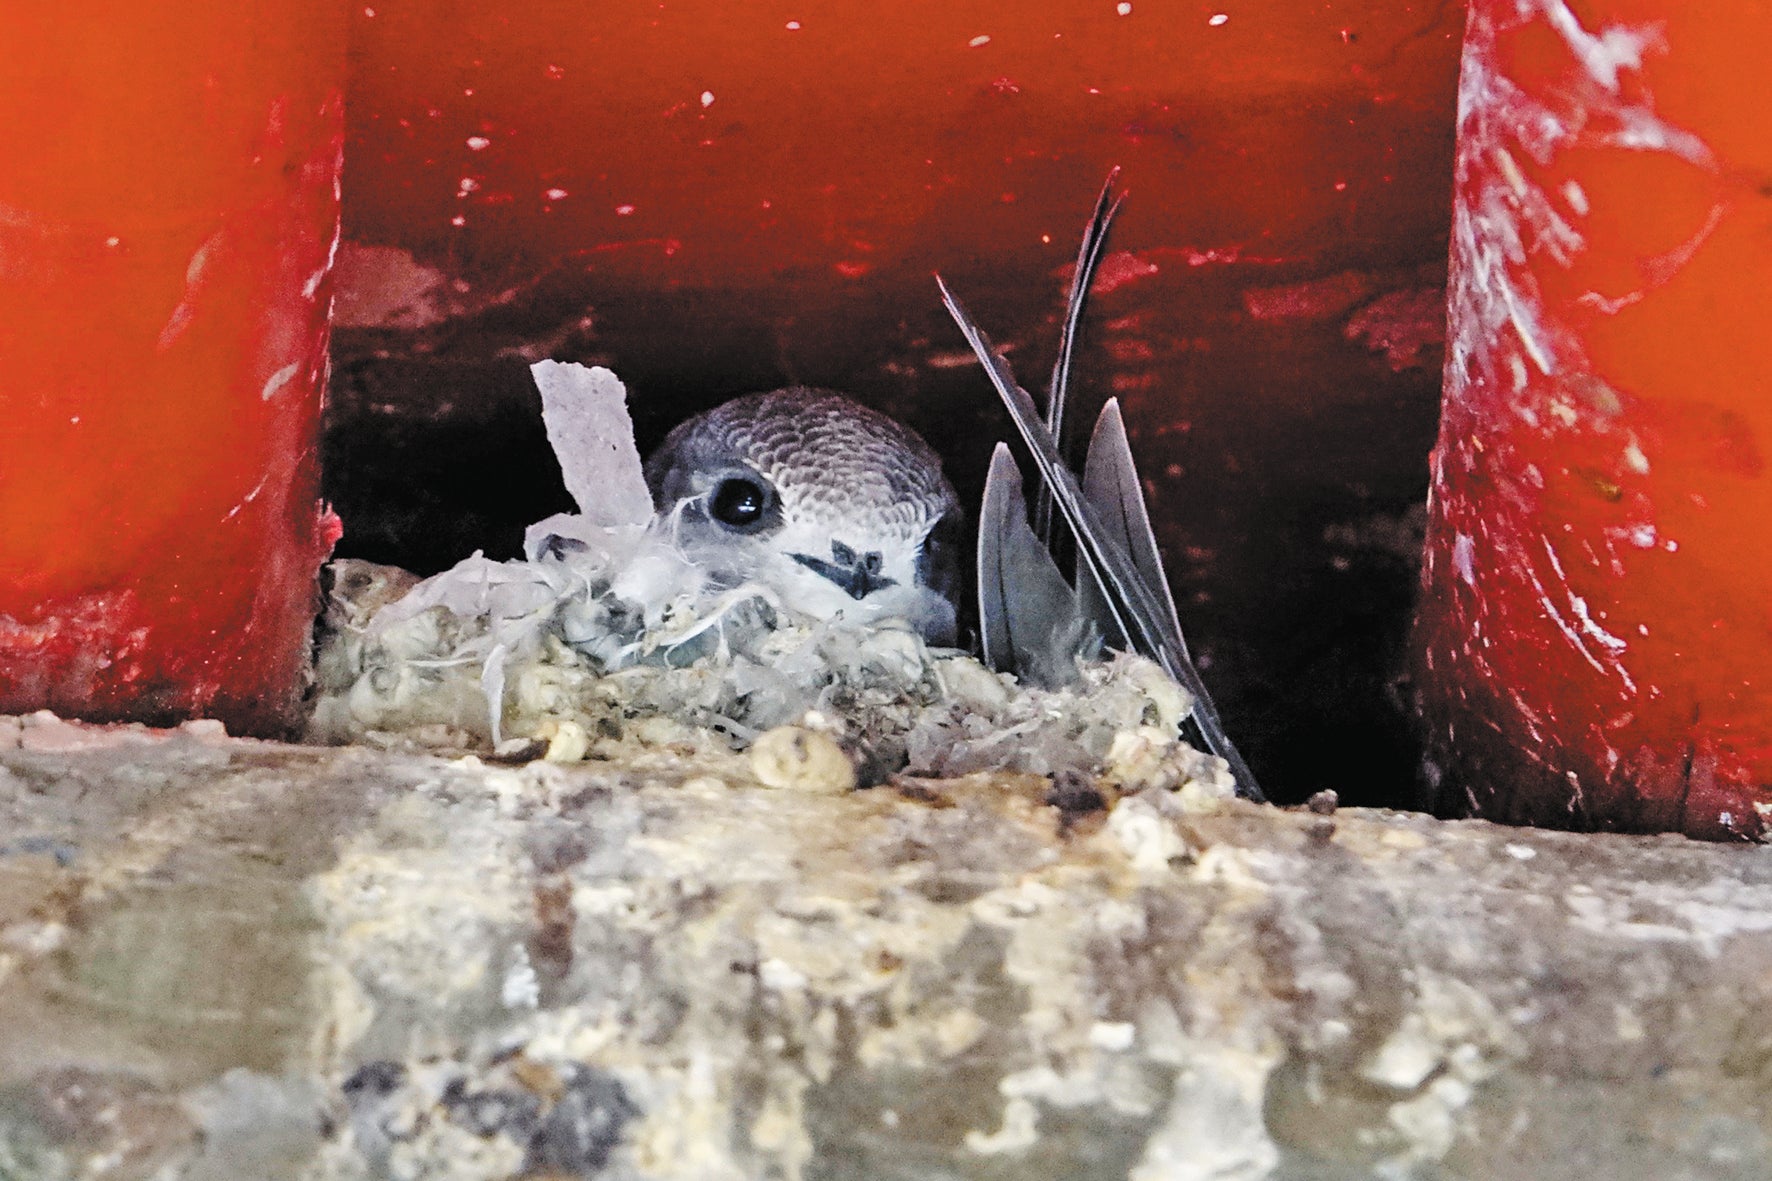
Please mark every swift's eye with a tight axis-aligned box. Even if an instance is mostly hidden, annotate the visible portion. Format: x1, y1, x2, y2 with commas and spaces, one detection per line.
709, 476, 771, 529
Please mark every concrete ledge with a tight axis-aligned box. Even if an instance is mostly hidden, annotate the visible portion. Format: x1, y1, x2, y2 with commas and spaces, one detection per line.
3, 714, 1770, 1179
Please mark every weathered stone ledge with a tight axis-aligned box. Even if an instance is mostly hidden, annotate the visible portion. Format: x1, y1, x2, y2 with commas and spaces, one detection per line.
2, 713, 1770, 1179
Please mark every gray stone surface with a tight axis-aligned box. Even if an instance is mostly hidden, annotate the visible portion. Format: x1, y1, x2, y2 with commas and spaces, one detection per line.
3, 711, 1772, 1179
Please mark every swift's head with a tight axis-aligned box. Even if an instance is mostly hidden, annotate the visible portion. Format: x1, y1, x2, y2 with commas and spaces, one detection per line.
645, 388, 963, 643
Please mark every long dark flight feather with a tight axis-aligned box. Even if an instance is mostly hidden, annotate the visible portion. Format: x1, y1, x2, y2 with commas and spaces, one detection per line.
937, 277, 1264, 801
1035, 170, 1125, 546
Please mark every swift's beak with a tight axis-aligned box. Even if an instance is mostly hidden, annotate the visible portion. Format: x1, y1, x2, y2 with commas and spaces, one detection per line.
790, 540, 898, 601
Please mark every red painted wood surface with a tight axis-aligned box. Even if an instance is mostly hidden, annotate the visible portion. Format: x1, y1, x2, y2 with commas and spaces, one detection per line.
1418, 0, 1772, 836
0, 4, 347, 734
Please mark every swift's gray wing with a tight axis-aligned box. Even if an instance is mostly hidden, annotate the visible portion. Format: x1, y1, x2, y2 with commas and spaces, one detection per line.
978, 443, 1093, 688
937, 277, 1263, 802
1076, 399, 1182, 653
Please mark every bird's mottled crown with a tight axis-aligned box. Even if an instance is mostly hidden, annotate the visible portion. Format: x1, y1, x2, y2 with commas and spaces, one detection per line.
645, 387, 959, 542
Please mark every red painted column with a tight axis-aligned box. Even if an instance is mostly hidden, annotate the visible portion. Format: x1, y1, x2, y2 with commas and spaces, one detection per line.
0, 3, 347, 734
1417, 1, 1772, 836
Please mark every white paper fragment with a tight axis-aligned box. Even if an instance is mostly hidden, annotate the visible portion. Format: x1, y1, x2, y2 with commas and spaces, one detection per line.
522, 511, 648, 566
529, 361, 654, 527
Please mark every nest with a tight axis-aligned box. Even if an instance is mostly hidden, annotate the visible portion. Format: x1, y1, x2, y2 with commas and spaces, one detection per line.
309, 362, 1231, 804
